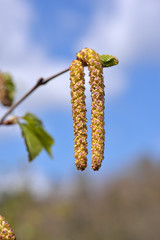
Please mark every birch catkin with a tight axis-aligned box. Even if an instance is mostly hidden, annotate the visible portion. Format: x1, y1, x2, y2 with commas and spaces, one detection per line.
70, 48, 105, 171
0, 215, 16, 240
70, 60, 88, 170
77, 48, 105, 170
0, 73, 15, 107
0, 73, 8, 106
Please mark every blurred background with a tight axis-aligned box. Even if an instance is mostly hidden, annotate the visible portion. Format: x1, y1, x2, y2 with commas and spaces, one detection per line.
0, 0, 160, 239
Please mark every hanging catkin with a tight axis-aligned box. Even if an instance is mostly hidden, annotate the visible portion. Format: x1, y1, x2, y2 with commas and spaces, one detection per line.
70, 59, 88, 170
70, 48, 105, 171
0, 73, 15, 107
0, 215, 16, 240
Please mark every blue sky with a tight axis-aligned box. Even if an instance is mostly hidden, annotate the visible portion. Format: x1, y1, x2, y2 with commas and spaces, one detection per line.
0, 0, 160, 193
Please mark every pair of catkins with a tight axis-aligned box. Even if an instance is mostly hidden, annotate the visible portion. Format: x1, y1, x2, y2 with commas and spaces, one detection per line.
70, 48, 118, 171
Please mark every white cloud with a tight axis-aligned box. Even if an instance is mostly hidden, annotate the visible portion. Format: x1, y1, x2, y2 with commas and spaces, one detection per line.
0, 0, 33, 64
77, 0, 160, 98
0, 0, 70, 114
78, 0, 160, 61
0, 0, 160, 114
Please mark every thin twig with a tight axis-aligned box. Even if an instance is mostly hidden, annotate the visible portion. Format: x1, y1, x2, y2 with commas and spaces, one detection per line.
0, 67, 70, 124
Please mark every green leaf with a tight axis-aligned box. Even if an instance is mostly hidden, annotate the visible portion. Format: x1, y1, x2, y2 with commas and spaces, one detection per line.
18, 112, 54, 161
19, 123, 43, 161
100, 55, 119, 68
23, 112, 42, 126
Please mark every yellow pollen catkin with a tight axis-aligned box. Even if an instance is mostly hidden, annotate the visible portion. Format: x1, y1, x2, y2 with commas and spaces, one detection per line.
70, 48, 105, 171
70, 60, 88, 170
0, 215, 16, 240
0, 73, 15, 107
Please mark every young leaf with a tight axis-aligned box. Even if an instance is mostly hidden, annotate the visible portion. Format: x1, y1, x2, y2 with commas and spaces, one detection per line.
100, 55, 119, 67
18, 112, 54, 161
23, 112, 42, 126
19, 123, 43, 161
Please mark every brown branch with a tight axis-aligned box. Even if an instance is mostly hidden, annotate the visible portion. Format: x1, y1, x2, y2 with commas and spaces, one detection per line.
0, 67, 70, 124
